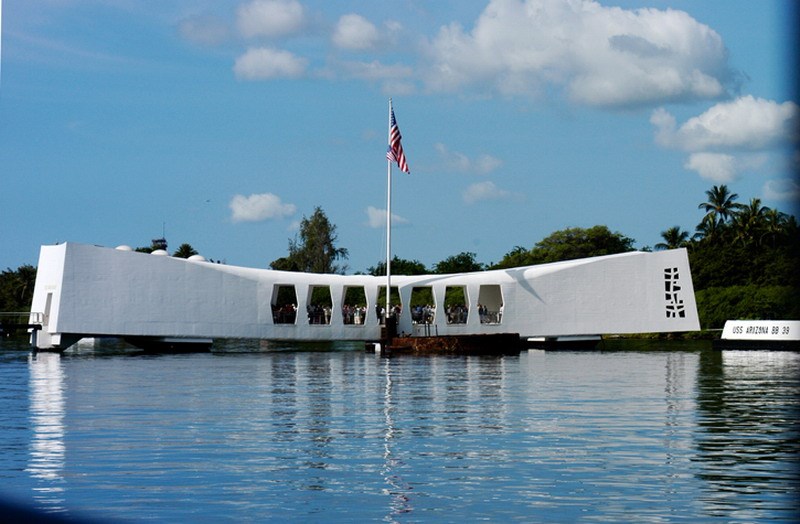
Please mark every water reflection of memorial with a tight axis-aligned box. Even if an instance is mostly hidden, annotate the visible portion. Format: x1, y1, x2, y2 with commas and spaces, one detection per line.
26, 352, 67, 514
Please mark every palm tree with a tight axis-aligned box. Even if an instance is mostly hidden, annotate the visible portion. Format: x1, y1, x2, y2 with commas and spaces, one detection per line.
761, 208, 789, 247
173, 243, 199, 258
693, 214, 721, 243
655, 226, 690, 250
698, 185, 742, 227
731, 198, 769, 246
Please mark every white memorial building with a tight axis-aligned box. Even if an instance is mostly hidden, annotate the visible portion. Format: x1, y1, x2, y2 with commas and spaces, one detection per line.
29, 242, 700, 350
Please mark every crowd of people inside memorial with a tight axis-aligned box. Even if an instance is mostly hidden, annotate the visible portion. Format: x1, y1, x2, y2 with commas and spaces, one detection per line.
411, 304, 436, 324
341, 304, 368, 325
271, 301, 502, 325
307, 304, 332, 324
272, 303, 297, 324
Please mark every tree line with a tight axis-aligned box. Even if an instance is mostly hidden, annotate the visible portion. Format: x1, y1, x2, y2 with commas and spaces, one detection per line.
2, 186, 797, 329
672, 185, 799, 328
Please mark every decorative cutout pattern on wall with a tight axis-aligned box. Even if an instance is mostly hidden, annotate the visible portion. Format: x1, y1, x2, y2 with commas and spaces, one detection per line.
664, 267, 686, 318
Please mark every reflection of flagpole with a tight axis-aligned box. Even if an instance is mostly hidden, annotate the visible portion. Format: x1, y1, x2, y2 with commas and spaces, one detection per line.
386, 99, 393, 320
382, 357, 411, 516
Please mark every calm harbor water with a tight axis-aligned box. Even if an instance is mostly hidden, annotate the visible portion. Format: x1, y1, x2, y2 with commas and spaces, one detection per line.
1, 338, 798, 522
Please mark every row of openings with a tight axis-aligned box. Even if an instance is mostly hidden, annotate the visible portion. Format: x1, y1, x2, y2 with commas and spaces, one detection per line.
271, 284, 503, 326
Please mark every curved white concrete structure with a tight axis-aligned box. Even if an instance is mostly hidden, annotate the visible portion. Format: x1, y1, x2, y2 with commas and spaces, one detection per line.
29, 243, 699, 350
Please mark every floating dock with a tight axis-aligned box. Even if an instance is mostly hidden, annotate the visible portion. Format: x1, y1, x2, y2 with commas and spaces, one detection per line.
375, 333, 523, 356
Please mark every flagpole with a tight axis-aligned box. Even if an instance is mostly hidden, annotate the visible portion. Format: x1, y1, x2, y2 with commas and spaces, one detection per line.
385, 98, 393, 322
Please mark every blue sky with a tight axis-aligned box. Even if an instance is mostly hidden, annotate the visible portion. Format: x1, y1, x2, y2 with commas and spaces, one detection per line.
1, 0, 797, 273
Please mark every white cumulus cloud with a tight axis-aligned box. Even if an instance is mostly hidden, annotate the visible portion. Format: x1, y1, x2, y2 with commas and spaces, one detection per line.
463, 181, 511, 204
230, 193, 297, 223
366, 206, 409, 228
333, 14, 380, 50
653, 95, 796, 189
422, 0, 734, 107
683, 152, 767, 182
237, 0, 306, 39
684, 152, 737, 183
233, 47, 308, 79
652, 95, 798, 151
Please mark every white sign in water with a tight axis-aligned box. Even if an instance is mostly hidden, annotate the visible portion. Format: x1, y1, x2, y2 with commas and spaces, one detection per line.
721, 320, 800, 341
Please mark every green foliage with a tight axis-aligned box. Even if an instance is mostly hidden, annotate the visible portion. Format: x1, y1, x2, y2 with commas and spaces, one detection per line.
270, 256, 300, 272
689, 199, 798, 289
688, 185, 799, 325
688, 242, 750, 289
494, 226, 635, 268
270, 206, 349, 274
692, 188, 798, 250
0, 265, 37, 312
655, 226, 690, 250
443, 286, 467, 307
376, 286, 401, 308
690, 242, 799, 324
491, 246, 533, 269
410, 287, 434, 307
368, 256, 428, 276
343, 287, 367, 307
532, 226, 636, 263
697, 184, 743, 229
695, 285, 800, 329
173, 243, 199, 259
273, 285, 297, 307
309, 286, 332, 307
433, 252, 484, 274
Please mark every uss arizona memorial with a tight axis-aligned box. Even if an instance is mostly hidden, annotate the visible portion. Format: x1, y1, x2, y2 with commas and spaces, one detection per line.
29, 242, 700, 351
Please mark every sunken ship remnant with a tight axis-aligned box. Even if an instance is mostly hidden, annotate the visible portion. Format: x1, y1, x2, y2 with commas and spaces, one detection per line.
28, 243, 699, 351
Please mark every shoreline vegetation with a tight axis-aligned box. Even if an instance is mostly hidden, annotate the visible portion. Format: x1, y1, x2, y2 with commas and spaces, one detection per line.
2, 185, 798, 332
603, 331, 719, 341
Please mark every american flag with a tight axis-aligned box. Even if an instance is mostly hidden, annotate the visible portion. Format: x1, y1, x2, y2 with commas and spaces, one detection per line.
386, 108, 410, 174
